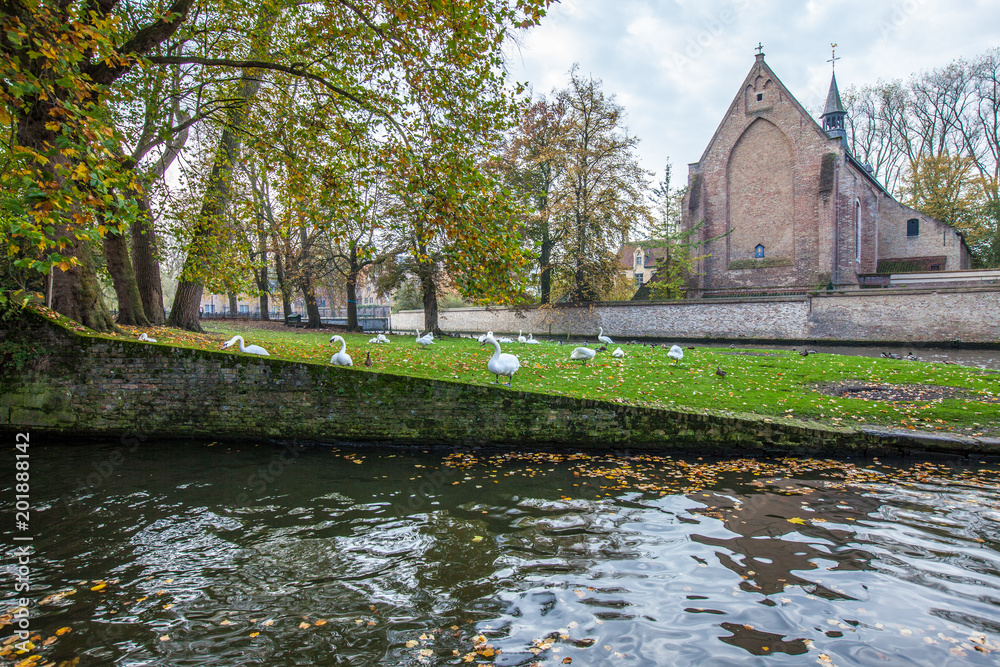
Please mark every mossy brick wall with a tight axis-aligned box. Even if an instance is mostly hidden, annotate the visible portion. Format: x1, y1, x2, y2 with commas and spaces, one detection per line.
0, 311, 991, 457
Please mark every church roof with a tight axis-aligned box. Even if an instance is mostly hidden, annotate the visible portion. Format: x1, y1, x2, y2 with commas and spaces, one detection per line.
821, 72, 846, 117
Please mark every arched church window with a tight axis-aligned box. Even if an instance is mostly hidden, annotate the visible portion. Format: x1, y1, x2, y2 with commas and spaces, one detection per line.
907, 218, 919, 236
855, 200, 862, 262
755, 244, 764, 258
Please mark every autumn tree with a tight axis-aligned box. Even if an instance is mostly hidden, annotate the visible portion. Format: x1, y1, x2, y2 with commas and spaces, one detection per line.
554, 67, 651, 302
0, 0, 194, 330
505, 97, 569, 304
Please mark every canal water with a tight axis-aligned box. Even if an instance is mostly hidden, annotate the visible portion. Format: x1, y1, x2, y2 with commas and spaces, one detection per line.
6, 440, 1000, 666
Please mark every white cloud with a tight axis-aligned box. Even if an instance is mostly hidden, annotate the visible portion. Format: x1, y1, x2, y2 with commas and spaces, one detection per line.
509, 0, 1000, 181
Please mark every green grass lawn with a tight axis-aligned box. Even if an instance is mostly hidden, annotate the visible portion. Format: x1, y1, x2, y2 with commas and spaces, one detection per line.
102, 319, 1000, 438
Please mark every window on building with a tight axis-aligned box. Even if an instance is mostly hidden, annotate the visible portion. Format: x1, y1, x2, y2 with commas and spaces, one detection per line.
754, 244, 764, 258
239, 304, 249, 314
318, 298, 326, 307
206, 304, 215, 314
634, 273, 643, 287
756, 93, 763, 101
855, 200, 862, 262
635, 251, 642, 267
907, 218, 919, 236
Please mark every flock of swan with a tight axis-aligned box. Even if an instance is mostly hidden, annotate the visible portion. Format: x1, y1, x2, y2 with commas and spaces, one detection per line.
212, 327, 688, 388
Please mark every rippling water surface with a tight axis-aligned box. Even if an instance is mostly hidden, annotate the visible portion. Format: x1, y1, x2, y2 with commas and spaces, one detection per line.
6, 441, 1000, 666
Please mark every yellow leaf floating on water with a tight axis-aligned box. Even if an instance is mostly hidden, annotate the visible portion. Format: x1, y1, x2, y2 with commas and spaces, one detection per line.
472, 536, 483, 543
419, 649, 433, 657
250, 632, 260, 638
90, 582, 106, 592
298, 622, 311, 629
786, 517, 807, 525
314, 619, 327, 626
262, 619, 275, 627
406, 640, 419, 648
159, 635, 170, 642
55, 628, 71, 636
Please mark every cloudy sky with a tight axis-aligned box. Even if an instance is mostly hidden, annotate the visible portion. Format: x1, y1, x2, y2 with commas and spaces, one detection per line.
506, 0, 1000, 184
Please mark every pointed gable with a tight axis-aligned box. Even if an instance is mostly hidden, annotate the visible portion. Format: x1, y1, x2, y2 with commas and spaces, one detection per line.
695, 54, 833, 165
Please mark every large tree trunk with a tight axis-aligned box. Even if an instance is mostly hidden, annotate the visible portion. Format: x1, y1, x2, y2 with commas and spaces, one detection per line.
228, 291, 238, 316
274, 251, 292, 319
302, 283, 322, 328
256, 228, 270, 320
50, 227, 118, 333
170, 280, 204, 331
130, 195, 165, 324
103, 227, 150, 326
418, 265, 439, 335
540, 225, 553, 304
168, 9, 275, 331
346, 247, 361, 332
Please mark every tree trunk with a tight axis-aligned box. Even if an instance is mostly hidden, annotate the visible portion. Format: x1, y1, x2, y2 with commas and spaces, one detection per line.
170, 279, 204, 332
302, 284, 322, 328
258, 288, 270, 320
130, 194, 165, 324
419, 266, 439, 335
50, 227, 118, 333
540, 226, 553, 304
274, 251, 292, 319
103, 227, 150, 326
228, 291, 238, 316
346, 246, 361, 331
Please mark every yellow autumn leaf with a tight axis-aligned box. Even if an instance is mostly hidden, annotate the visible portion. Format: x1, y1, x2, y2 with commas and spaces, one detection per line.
90, 582, 106, 592
405, 640, 419, 648
250, 632, 260, 638
786, 517, 807, 525
55, 627, 71, 636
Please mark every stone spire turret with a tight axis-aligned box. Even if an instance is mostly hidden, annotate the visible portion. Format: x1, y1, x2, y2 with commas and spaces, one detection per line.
820, 45, 848, 146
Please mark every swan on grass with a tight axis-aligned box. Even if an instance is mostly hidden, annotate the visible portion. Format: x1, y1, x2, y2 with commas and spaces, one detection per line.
524, 333, 541, 345
570, 346, 597, 362
597, 327, 614, 346
415, 329, 435, 346
497, 336, 514, 344
137, 332, 157, 343
329, 335, 353, 366
377, 334, 390, 344
668, 345, 684, 364
477, 331, 493, 343
481, 333, 520, 386
221, 335, 269, 356
612, 347, 624, 358
517, 330, 527, 343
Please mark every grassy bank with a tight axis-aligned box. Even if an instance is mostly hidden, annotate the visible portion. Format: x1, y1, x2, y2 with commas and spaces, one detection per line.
88, 317, 1000, 440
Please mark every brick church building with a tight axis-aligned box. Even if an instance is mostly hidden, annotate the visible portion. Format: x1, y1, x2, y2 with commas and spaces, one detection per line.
681, 51, 971, 297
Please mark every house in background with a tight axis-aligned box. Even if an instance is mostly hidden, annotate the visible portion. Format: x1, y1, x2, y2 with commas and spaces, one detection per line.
681, 50, 971, 298
619, 242, 670, 289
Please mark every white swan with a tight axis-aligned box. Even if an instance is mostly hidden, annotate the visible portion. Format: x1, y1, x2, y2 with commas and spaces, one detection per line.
368, 336, 380, 344
477, 331, 492, 343
612, 347, 624, 358
329, 335, 353, 366
497, 336, 514, 344
137, 332, 157, 343
570, 346, 597, 362
221, 335, 269, 356
481, 333, 520, 385
598, 327, 614, 345
517, 330, 527, 343
524, 333, 541, 344
377, 333, 390, 344
668, 345, 684, 364
415, 329, 435, 346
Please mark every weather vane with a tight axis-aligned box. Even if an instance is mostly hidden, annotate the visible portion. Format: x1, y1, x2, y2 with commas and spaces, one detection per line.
828, 43, 840, 71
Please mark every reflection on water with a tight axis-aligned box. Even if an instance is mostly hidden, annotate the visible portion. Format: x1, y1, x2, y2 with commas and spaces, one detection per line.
4, 442, 1000, 666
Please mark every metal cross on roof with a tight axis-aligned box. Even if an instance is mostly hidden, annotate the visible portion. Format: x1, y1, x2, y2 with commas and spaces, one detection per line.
828, 43, 840, 70
755, 42, 764, 55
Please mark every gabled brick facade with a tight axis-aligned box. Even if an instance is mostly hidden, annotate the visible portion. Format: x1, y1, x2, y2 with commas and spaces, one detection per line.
681, 54, 971, 297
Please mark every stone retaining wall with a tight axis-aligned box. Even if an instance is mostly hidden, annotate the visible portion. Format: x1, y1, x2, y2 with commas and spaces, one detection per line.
394, 287, 1000, 345
1, 311, 996, 457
